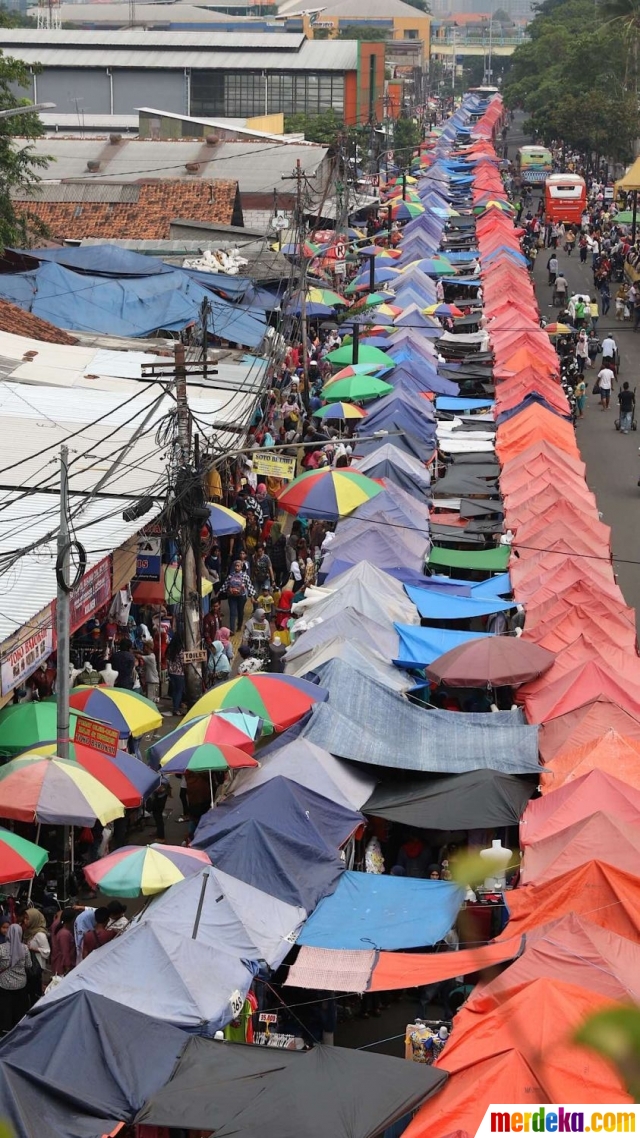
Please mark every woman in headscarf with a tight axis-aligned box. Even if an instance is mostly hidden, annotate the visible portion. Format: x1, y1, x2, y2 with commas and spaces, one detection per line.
0, 919, 30, 1032
22, 908, 50, 1002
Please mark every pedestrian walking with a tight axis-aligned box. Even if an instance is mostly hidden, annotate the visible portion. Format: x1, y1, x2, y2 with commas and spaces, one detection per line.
0, 921, 30, 1033
618, 382, 635, 433
600, 279, 611, 316
597, 363, 615, 410
165, 633, 186, 717
220, 559, 256, 636
576, 330, 590, 374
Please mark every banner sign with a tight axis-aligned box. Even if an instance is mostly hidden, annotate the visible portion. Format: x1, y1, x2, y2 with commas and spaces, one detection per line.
0, 615, 54, 696
252, 452, 296, 480
136, 536, 162, 581
74, 715, 120, 757
69, 557, 113, 634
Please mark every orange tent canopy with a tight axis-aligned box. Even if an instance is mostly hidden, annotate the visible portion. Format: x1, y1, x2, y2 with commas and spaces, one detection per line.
465, 913, 640, 1013
513, 518, 610, 559
532, 613, 636, 655
540, 729, 640, 794
500, 440, 585, 480
518, 638, 640, 704
406, 980, 630, 1138
538, 698, 640, 763
368, 936, 523, 992
522, 659, 640, 723
503, 861, 640, 939
503, 472, 593, 513
521, 769, 640, 846
521, 810, 640, 884
510, 551, 620, 591
514, 560, 625, 606
507, 485, 599, 525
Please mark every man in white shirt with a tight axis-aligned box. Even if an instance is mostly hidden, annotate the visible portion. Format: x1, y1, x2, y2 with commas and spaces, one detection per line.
597, 364, 615, 410
601, 335, 618, 368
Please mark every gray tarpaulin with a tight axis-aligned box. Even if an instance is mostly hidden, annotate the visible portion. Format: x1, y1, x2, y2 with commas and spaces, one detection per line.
300, 660, 539, 774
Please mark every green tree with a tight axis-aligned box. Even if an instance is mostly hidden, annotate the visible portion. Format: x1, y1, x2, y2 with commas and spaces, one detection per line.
0, 52, 48, 249
0, 5, 36, 26
284, 108, 344, 143
393, 117, 421, 161
337, 24, 389, 39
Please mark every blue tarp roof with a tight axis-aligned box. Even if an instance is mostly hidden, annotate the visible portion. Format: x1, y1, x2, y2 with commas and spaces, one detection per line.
297, 871, 464, 950
405, 585, 514, 621
39, 923, 255, 1036
300, 660, 540, 774
393, 623, 492, 668
0, 991, 187, 1133
13, 244, 171, 276
194, 817, 344, 911
436, 397, 494, 412
0, 260, 267, 345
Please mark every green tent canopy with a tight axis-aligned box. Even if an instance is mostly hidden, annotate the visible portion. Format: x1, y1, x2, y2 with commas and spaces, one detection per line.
427, 545, 511, 572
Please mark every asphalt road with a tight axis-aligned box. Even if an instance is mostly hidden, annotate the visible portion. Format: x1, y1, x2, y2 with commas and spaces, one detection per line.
507, 114, 640, 618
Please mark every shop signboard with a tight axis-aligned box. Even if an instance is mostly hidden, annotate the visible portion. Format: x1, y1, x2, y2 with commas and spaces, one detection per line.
0, 613, 54, 696
74, 715, 120, 757
252, 452, 296, 480
68, 557, 113, 634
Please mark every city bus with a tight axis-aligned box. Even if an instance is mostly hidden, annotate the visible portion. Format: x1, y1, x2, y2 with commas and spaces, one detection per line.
516, 145, 553, 184
544, 173, 587, 224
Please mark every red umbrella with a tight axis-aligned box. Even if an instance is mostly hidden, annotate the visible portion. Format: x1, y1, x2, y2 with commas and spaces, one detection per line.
426, 637, 555, 688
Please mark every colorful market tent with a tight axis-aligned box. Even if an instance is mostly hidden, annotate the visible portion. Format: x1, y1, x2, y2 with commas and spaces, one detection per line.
393, 624, 493, 669
288, 638, 411, 693
503, 861, 640, 939
538, 699, 640, 763
540, 729, 640, 793
404, 586, 514, 622
135, 1036, 447, 1138
294, 560, 419, 627
521, 769, 640, 845
465, 913, 640, 1011
521, 811, 640, 885
364, 769, 537, 831
296, 871, 463, 950
427, 545, 510, 572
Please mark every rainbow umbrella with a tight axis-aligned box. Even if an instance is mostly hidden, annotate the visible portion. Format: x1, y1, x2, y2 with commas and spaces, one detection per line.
401, 256, 453, 275
84, 843, 210, 897
68, 687, 162, 738
312, 402, 367, 421
148, 709, 263, 770
329, 363, 386, 381
207, 503, 245, 536
29, 740, 159, 808
349, 291, 394, 310
0, 828, 48, 884
388, 200, 425, 220
279, 240, 322, 257
546, 322, 576, 336
277, 467, 383, 521
384, 174, 418, 188
357, 246, 402, 259
183, 674, 328, 732
160, 742, 258, 775
0, 754, 124, 825
424, 303, 465, 317
326, 344, 395, 367
375, 303, 404, 318
0, 703, 89, 756
321, 375, 394, 402
306, 287, 349, 308
385, 188, 421, 203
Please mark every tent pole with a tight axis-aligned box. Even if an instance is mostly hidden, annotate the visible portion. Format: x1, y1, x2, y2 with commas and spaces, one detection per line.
192, 871, 209, 939
208, 769, 214, 807
27, 822, 41, 902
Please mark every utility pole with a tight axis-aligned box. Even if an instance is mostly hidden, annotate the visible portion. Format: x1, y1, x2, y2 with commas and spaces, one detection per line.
295, 159, 310, 415
175, 343, 202, 707
56, 445, 71, 901
200, 295, 212, 379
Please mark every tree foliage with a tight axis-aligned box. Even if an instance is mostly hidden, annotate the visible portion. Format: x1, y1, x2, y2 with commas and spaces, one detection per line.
284, 109, 345, 145
0, 51, 48, 250
337, 24, 389, 39
504, 0, 639, 162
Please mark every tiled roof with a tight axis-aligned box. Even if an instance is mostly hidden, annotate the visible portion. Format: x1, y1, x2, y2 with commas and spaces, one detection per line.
15, 180, 240, 241
0, 300, 78, 345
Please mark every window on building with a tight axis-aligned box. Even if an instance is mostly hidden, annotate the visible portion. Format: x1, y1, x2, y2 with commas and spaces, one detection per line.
267, 72, 344, 116
404, 28, 419, 38
191, 71, 225, 118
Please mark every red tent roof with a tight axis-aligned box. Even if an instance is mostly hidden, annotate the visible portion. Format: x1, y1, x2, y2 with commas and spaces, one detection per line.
522, 659, 640, 723
521, 810, 640, 884
521, 769, 640, 844
538, 699, 640, 763
503, 861, 640, 938
540, 729, 640, 794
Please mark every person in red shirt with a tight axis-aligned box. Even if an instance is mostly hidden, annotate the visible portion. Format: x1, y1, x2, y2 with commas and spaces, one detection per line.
82, 907, 117, 959
50, 909, 77, 976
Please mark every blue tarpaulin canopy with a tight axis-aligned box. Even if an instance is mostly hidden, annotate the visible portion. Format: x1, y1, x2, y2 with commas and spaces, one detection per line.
138, 864, 306, 968
299, 660, 540, 774
39, 923, 255, 1035
194, 817, 344, 911
297, 871, 464, 950
405, 585, 514, 621
436, 397, 494, 412
13, 244, 171, 276
0, 991, 187, 1133
394, 623, 492, 668
0, 260, 267, 345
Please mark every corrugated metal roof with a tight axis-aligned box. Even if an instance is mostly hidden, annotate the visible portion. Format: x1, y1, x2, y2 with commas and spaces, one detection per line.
16, 139, 329, 192
18, 184, 140, 203
0, 28, 304, 47
0, 492, 159, 642
3, 38, 357, 69
27, 3, 260, 24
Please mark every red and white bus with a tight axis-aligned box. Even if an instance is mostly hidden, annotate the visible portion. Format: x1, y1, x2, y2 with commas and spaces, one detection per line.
544, 173, 587, 225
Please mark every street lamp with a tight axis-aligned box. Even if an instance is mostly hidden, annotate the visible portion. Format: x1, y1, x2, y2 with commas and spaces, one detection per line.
0, 102, 56, 121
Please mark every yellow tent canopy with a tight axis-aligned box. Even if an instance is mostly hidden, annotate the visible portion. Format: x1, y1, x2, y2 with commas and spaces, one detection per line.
617, 157, 640, 191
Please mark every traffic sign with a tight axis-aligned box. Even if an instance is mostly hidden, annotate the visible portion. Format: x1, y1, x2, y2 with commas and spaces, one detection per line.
334, 259, 347, 276
334, 241, 346, 260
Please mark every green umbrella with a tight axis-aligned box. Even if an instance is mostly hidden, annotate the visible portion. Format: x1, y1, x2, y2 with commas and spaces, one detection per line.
0, 703, 88, 757
349, 291, 394, 310
322, 375, 394, 402
326, 344, 396, 367
615, 210, 634, 224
